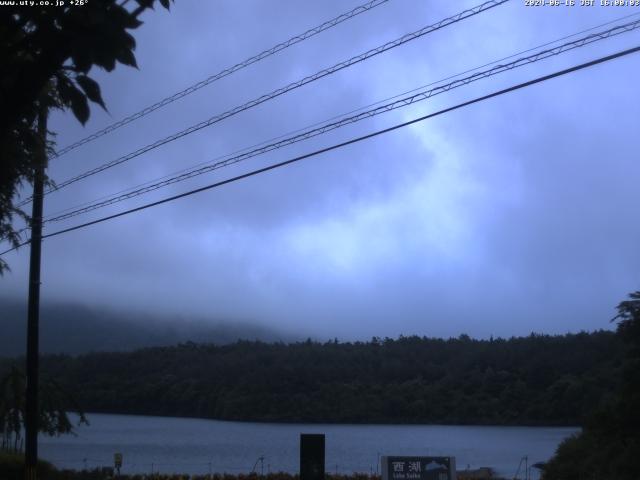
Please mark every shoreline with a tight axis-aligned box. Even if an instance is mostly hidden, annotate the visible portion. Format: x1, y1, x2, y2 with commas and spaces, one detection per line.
72, 411, 582, 429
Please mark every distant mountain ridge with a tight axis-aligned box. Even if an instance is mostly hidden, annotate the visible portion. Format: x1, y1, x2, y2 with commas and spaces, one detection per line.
0, 297, 296, 356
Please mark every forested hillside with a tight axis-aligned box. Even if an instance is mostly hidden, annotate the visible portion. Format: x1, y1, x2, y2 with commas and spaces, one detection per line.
5, 331, 622, 426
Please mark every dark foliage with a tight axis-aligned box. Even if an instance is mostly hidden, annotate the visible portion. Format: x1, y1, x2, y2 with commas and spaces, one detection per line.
1, 331, 622, 426
0, 0, 173, 273
0, 366, 88, 452
543, 291, 640, 480
0, 451, 57, 480
0, 456, 375, 480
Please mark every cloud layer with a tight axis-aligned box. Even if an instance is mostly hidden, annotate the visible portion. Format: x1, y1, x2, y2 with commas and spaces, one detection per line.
3, 0, 640, 340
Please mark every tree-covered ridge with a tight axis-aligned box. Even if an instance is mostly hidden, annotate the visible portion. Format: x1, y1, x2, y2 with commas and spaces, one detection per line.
12, 331, 622, 426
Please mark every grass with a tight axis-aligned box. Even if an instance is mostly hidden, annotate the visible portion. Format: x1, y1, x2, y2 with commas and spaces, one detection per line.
0, 456, 384, 480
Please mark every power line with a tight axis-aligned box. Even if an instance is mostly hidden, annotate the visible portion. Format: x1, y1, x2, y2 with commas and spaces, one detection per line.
51, 0, 392, 158
41, 11, 640, 221
19, 0, 508, 206
3, 44, 638, 256
42, 19, 640, 223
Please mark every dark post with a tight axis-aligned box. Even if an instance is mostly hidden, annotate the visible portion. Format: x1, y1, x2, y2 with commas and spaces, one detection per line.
24, 107, 47, 480
300, 434, 325, 480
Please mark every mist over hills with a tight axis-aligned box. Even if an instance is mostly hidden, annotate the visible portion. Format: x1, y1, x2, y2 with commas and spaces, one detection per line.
0, 297, 298, 356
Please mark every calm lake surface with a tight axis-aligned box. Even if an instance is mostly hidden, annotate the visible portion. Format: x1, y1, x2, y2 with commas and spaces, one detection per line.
39, 413, 579, 479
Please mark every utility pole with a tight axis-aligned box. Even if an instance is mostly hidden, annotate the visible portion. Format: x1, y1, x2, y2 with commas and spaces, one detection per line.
24, 106, 47, 480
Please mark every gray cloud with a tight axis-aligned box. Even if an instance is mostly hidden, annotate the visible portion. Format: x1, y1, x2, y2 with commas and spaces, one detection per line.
3, 0, 639, 342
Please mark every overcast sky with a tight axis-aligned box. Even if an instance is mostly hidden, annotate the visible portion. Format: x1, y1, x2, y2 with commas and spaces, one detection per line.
2, 0, 640, 340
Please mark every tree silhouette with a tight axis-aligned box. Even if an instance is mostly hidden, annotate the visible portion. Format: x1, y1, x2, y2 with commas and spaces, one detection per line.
0, 366, 87, 453
543, 290, 640, 480
0, 0, 173, 273
0, 367, 24, 452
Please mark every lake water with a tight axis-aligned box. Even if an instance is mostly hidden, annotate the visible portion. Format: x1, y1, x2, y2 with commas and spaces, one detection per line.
39, 413, 579, 479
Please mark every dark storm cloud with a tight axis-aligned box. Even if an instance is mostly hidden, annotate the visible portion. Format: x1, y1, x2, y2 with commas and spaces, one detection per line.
2, 0, 639, 341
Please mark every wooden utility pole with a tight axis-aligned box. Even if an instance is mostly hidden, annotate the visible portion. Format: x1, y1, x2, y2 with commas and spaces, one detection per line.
24, 106, 47, 480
